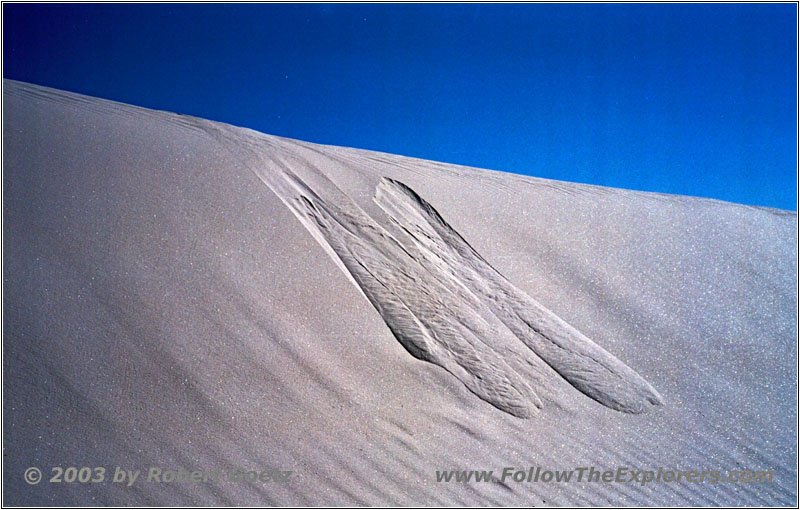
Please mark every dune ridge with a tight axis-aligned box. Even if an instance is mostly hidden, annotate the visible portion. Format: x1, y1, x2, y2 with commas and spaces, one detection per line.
4, 80, 796, 506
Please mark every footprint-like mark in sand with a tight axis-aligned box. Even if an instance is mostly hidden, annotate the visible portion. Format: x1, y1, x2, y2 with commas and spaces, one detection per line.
253, 157, 662, 417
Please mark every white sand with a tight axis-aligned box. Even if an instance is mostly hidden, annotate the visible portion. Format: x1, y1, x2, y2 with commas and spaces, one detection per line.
3, 79, 797, 505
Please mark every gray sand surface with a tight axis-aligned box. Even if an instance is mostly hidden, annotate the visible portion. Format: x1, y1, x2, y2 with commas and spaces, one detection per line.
3, 80, 797, 505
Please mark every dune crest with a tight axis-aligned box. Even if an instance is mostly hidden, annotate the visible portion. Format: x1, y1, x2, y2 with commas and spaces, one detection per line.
5, 80, 795, 506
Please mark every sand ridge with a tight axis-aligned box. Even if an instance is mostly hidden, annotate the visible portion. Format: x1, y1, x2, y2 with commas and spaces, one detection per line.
3, 80, 796, 506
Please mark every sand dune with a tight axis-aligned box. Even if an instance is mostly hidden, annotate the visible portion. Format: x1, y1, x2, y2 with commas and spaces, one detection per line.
3, 80, 797, 506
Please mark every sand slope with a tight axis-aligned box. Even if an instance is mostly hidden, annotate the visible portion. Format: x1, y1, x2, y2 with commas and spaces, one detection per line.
3, 80, 797, 506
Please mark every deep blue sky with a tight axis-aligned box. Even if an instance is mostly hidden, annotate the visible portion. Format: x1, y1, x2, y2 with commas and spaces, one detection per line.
4, 3, 797, 210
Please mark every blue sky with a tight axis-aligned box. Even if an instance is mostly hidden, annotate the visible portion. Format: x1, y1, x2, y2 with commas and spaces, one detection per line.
4, 3, 797, 210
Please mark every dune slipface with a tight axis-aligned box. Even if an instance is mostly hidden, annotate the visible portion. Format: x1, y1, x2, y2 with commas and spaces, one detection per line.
4, 80, 797, 506
250, 162, 662, 418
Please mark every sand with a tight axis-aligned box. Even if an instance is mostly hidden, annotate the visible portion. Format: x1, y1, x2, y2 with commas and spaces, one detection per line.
3, 79, 797, 506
